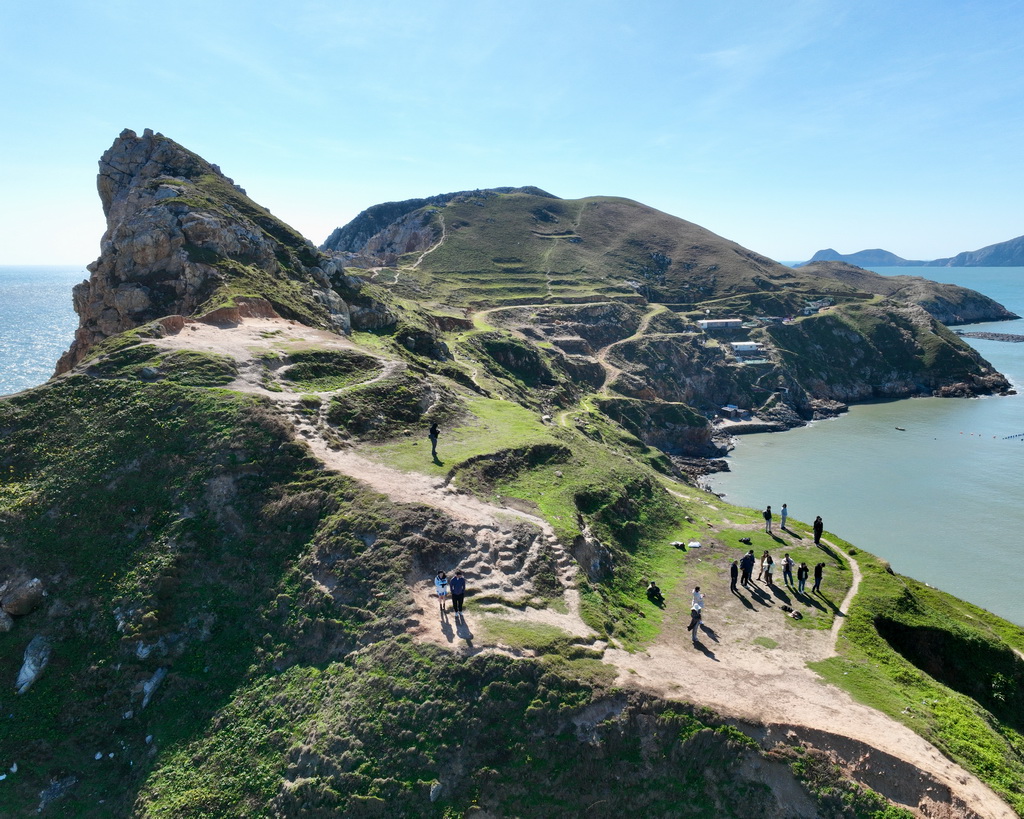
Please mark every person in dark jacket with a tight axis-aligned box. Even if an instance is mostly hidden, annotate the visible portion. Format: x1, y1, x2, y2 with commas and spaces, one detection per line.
797, 562, 809, 593
449, 570, 466, 615
813, 562, 825, 593
763, 505, 773, 533
813, 516, 824, 545
729, 560, 739, 592
428, 422, 440, 460
686, 605, 702, 644
740, 550, 755, 587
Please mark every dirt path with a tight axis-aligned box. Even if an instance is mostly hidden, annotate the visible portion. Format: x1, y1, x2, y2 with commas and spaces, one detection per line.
145, 316, 1014, 818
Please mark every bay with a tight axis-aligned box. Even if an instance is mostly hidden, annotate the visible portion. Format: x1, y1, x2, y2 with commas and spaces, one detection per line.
0, 265, 85, 397
710, 267, 1024, 627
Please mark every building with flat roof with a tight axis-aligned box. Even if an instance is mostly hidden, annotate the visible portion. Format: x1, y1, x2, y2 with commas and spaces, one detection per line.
698, 318, 744, 331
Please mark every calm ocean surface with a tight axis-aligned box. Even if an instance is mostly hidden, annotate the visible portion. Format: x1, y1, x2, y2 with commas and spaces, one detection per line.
4, 265, 1023, 625
711, 267, 1024, 627
0, 266, 85, 396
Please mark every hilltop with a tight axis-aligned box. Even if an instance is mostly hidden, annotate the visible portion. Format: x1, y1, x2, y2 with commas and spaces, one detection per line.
800, 233, 1024, 268
1, 129, 1023, 818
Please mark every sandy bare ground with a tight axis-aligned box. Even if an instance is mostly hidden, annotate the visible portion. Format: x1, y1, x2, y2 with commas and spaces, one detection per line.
144, 316, 1015, 818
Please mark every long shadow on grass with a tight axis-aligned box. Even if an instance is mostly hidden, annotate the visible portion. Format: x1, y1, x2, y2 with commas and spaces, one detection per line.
793, 590, 825, 611
768, 584, 793, 605
814, 591, 845, 619
744, 582, 775, 607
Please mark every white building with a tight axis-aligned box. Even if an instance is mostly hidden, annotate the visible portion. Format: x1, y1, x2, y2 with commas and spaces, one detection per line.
730, 341, 762, 357
698, 318, 744, 331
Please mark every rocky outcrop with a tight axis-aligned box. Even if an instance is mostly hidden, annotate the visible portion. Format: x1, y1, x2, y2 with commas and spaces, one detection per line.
57, 129, 378, 373
798, 261, 1018, 323
15, 634, 51, 694
764, 302, 1011, 401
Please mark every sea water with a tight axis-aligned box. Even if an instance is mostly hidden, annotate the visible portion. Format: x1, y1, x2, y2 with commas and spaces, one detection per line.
0, 265, 86, 396
710, 267, 1024, 627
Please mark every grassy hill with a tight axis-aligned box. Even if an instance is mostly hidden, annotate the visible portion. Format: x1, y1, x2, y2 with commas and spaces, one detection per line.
2, 132, 1023, 817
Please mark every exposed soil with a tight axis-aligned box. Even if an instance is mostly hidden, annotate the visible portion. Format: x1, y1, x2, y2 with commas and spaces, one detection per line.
145, 316, 1016, 819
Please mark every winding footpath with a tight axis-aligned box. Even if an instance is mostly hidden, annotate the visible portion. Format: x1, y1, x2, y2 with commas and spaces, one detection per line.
147, 316, 1014, 818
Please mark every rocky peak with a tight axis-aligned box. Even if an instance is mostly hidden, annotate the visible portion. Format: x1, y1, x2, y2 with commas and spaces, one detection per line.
57, 129, 373, 373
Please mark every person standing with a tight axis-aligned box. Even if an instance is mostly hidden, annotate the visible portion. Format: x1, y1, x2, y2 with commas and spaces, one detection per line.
813, 516, 824, 546
428, 422, 440, 460
764, 555, 775, 586
797, 562, 809, 593
434, 570, 449, 614
780, 503, 788, 531
757, 550, 769, 581
782, 553, 794, 586
813, 562, 824, 593
730, 560, 739, 592
691, 586, 705, 611
449, 570, 466, 616
687, 604, 702, 644
740, 550, 755, 587
763, 505, 773, 533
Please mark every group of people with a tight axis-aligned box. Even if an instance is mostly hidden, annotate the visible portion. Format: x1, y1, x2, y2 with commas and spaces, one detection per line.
762, 505, 826, 544
731, 550, 825, 595
433, 570, 467, 616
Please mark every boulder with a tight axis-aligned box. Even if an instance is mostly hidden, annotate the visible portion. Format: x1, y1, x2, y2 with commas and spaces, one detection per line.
15, 634, 52, 694
1, 577, 44, 616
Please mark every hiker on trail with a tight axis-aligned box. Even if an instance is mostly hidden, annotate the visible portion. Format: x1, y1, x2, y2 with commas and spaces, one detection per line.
813, 562, 824, 593
449, 570, 466, 616
764, 555, 775, 586
729, 560, 739, 592
757, 550, 769, 581
686, 604, 702, 644
740, 550, 755, 587
780, 503, 788, 530
434, 570, 449, 614
646, 580, 665, 607
782, 553, 794, 586
813, 516, 824, 546
428, 422, 440, 459
763, 505, 773, 533
797, 562, 809, 593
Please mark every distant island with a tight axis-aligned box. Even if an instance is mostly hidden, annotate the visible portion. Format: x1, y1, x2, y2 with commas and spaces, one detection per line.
797, 233, 1024, 267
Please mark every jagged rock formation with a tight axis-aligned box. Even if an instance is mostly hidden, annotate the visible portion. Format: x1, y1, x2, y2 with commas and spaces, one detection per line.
56, 129, 387, 373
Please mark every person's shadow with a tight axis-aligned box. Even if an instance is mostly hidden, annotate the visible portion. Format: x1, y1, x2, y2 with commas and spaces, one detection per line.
691, 637, 719, 661
698, 623, 720, 644
731, 588, 755, 610
455, 615, 474, 648
432, 454, 444, 466
440, 615, 454, 643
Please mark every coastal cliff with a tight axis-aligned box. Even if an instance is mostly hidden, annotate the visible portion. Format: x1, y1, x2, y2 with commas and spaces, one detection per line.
3, 131, 1023, 817
56, 129, 385, 373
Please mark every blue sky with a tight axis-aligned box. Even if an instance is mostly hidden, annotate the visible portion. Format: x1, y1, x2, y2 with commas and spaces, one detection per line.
2, 0, 1022, 265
